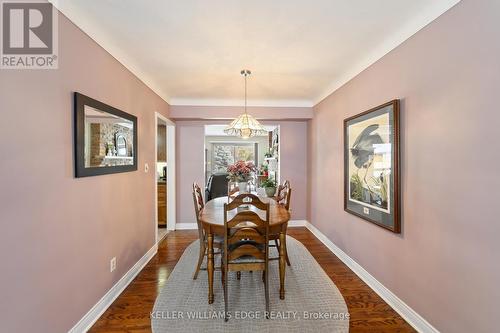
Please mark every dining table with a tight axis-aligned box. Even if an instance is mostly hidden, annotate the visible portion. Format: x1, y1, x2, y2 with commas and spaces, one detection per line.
199, 195, 291, 304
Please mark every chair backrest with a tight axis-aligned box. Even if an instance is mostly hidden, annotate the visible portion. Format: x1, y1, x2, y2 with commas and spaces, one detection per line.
193, 182, 204, 210
275, 180, 290, 199
206, 172, 230, 201
223, 193, 270, 263
192, 182, 205, 241
276, 180, 292, 210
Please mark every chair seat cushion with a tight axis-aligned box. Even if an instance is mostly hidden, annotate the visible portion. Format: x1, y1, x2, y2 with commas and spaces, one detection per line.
221, 240, 266, 264
229, 255, 265, 263
228, 239, 265, 251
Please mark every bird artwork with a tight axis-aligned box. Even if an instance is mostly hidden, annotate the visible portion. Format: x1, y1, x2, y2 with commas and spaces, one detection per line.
350, 124, 383, 168
344, 100, 400, 232
349, 123, 388, 210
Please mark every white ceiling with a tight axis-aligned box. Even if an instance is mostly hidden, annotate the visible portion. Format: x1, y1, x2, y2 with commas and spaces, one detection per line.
52, 0, 460, 107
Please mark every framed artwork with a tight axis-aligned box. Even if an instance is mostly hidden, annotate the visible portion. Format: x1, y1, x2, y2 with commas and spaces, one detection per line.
344, 100, 400, 232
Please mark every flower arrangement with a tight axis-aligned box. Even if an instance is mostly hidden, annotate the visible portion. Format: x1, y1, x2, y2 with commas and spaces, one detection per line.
227, 160, 256, 182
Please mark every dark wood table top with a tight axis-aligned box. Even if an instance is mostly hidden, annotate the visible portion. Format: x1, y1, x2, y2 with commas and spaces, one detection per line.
199, 196, 290, 233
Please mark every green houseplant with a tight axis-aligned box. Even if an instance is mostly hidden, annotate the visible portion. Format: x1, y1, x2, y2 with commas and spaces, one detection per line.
261, 177, 277, 197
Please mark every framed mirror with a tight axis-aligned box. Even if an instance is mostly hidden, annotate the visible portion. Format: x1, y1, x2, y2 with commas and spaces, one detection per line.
74, 92, 137, 177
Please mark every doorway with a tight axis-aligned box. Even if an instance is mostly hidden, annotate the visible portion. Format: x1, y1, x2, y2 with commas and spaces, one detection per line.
204, 124, 280, 197
155, 113, 176, 244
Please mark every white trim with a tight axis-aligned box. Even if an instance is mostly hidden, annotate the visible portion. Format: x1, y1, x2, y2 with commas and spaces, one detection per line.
68, 244, 158, 333
166, 122, 176, 231
154, 115, 160, 244
288, 220, 308, 227
169, 98, 314, 108
304, 221, 439, 333
175, 223, 198, 230
155, 113, 177, 243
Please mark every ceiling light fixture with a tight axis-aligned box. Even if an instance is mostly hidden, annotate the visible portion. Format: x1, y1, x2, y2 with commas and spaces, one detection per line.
224, 69, 267, 139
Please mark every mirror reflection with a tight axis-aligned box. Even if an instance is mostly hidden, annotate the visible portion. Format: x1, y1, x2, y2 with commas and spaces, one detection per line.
84, 105, 134, 167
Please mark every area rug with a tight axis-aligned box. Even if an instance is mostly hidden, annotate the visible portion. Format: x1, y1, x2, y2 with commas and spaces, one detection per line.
151, 236, 349, 332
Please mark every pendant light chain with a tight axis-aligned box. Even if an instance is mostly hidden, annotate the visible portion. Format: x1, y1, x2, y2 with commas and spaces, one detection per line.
244, 72, 247, 115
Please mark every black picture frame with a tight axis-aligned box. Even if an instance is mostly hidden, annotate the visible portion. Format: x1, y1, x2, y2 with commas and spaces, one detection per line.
74, 92, 138, 178
344, 100, 400, 233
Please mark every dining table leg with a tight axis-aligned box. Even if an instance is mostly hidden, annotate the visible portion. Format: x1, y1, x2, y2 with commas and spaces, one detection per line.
279, 231, 286, 300
207, 232, 214, 304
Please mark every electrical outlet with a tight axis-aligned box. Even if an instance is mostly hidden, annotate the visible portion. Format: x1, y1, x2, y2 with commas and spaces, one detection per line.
110, 257, 116, 272
363, 207, 370, 215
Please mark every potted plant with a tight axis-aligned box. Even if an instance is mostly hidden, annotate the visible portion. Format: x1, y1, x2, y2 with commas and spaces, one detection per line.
227, 160, 256, 193
261, 177, 277, 197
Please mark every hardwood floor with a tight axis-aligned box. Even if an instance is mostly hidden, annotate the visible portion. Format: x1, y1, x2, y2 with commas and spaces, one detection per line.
89, 228, 415, 332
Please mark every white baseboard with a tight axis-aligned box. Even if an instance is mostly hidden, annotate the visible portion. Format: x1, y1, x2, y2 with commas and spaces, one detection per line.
175, 223, 198, 230
68, 243, 158, 333
288, 220, 308, 227
304, 221, 439, 333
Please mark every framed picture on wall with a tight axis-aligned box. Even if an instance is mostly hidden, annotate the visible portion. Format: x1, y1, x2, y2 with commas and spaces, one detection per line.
74, 92, 138, 178
344, 99, 400, 233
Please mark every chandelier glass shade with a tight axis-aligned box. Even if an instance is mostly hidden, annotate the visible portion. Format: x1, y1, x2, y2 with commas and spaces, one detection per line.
224, 69, 267, 139
224, 113, 267, 139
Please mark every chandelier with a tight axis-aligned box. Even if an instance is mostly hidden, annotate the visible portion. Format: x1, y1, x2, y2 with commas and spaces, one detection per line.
224, 69, 267, 139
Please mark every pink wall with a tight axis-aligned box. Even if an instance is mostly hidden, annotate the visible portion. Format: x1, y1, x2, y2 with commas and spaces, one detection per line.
0, 11, 169, 333
176, 122, 206, 224
309, 1, 499, 332
277, 121, 308, 220
176, 119, 308, 224
170, 105, 312, 120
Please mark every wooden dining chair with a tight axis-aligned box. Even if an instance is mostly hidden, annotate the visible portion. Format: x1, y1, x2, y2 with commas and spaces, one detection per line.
270, 180, 292, 266
192, 182, 222, 280
275, 180, 291, 205
221, 193, 270, 321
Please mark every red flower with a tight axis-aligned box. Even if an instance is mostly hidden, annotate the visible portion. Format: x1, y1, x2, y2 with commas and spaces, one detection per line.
227, 160, 256, 182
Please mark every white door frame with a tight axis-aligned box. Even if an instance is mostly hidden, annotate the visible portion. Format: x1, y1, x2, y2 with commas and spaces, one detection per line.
155, 112, 176, 244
